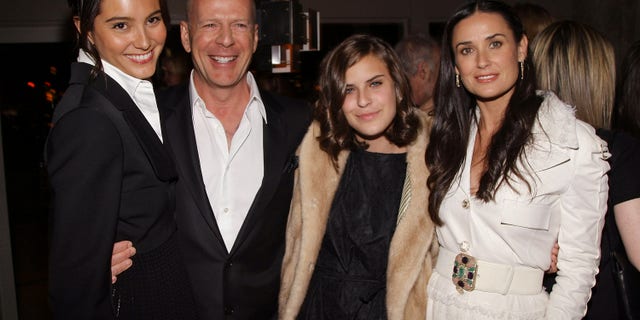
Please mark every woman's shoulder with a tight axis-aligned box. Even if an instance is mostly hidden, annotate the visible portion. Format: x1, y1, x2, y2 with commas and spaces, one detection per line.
53, 87, 114, 127
598, 129, 640, 204
598, 129, 640, 166
415, 108, 433, 126
597, 129, 640, 150
297, 121, 327, 158
408, 109, 432, 148
534, 91, 604, 150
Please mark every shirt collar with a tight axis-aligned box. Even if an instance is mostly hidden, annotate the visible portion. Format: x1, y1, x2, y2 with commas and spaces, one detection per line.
188, 70, 267, 123
77, 49, 155, 104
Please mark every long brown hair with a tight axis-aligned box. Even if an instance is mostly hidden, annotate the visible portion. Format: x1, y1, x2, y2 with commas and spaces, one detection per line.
426, 0, 542, 225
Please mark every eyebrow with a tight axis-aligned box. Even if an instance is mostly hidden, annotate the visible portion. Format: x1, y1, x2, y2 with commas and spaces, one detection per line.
486, 33, 507, 40
455, 33, 507, 49
104, 9, 162, 23
345, 74, 385, 87
105, 16, 130, 23
366, 74, 385, 83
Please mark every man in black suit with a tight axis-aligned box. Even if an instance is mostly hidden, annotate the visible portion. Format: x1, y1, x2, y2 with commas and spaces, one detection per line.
111, 0, 311, 318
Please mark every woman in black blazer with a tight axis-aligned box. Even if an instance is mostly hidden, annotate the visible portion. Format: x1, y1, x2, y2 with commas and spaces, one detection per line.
46, 0, 196, 318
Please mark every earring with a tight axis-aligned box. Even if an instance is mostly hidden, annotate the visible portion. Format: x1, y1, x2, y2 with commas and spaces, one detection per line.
455, 74, 461, 88
519, 61, 524, 80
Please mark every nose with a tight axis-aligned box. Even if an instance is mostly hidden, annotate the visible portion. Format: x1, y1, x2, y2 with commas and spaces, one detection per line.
216, 25, 235, 47
357, 90, 371, 108
476, 49, 489, 69
134, 27, 151, 51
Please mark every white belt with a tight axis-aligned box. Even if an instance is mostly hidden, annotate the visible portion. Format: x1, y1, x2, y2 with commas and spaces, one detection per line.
435, 246, 544, 295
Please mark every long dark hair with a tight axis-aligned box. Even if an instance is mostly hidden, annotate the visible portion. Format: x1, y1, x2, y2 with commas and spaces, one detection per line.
426, 0, 542, 225
315, 34, 419, 169
615, 40, 640, 139
67, 0, 171, 78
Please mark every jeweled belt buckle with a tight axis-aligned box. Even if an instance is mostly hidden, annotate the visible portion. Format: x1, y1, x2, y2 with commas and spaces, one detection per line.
452, 252, 477, 293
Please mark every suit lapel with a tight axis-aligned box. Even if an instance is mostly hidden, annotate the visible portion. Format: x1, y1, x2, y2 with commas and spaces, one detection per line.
230, 92, 289, 254
162, 88, 225, 246
87, 64, 177, 181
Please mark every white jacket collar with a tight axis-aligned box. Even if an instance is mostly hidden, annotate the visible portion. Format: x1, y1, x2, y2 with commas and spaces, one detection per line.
533, 90, 579, 149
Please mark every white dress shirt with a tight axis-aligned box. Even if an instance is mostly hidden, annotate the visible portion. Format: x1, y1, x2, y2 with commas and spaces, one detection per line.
77, 50, 163, 141
190, 71, 266, 252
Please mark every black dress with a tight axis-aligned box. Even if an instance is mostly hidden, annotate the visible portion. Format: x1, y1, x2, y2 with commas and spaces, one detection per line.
298, 149, 407, 320
112, 232, 197, 320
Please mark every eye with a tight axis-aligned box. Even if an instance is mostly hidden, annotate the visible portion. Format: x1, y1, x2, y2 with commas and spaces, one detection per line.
489, 41, 502, 49
112, 22, 127, 30
370, 80, 382, 87
148, 15, 162, 25
460, 47, 473, 55
345, 87, 354, 94
232, 22, 249, 30
203, 23, 218, 29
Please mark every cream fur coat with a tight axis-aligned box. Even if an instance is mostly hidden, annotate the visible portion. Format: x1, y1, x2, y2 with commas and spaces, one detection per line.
279, 112, 437, 320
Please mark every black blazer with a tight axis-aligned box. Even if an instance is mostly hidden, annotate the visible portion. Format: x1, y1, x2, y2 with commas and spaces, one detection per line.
159, 83, 311, 319
47, 63, 180, 319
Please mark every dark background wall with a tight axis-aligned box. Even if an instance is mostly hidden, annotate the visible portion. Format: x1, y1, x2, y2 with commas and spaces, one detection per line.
1, 0, 637, 66
1, 0, 638, 54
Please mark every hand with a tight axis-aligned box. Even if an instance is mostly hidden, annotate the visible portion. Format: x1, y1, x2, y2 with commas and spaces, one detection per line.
111, 241, 136, 284
546, 242, 559, 274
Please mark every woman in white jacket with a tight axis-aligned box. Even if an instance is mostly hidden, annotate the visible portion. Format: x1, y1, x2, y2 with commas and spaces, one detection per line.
425, 1, 610, 319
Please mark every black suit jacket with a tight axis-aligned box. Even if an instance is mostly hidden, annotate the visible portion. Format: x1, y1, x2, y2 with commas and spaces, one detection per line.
159, 83, 311, 319
47, 63, 179, 319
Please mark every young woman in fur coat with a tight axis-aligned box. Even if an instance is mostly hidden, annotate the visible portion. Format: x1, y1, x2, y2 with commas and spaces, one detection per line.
278, 34, 437, 320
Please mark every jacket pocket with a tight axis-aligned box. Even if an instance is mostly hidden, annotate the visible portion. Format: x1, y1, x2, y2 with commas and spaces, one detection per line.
500, 199, 551, 231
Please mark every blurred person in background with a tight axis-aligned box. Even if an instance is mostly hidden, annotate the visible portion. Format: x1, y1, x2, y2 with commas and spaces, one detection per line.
513, 2, 554, 48
533, 20, 640, 320
614, 40, 640, 140
159, 47, 191, 88
395, 34, 440, 112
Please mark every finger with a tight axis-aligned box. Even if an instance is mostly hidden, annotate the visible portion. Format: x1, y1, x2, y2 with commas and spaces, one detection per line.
111, 245, 136, 280
112, 240, 133, 254
111, 246, 136, 266
548, 259, 558, 274
111, 258, 133, 279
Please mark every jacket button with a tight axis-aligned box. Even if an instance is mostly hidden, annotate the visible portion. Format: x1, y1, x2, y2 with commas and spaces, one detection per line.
462, 199, 470, 209
224, 306, 234, 315
459, 241, 470, 252
226, 261, 233, 268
